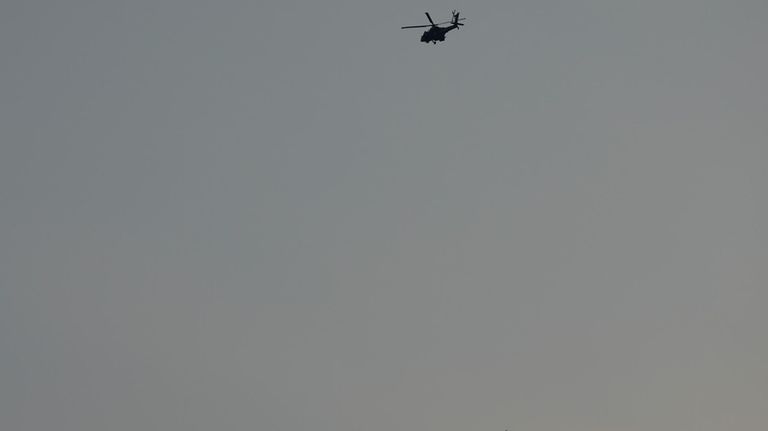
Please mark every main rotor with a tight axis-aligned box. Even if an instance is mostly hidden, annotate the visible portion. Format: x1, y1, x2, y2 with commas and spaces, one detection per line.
401, 10, 465, 29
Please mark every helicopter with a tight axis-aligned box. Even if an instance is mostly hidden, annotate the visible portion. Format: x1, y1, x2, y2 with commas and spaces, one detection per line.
401, 11, 465, 44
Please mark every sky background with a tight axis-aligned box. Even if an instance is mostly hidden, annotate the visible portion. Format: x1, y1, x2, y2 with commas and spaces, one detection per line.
1, 1, 767, 430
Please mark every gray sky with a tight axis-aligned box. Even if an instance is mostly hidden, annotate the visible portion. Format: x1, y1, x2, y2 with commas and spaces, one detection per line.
2, 1, 767, 430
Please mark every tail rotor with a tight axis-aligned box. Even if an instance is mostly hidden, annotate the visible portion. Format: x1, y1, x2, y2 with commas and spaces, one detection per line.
452, 10, 465, 28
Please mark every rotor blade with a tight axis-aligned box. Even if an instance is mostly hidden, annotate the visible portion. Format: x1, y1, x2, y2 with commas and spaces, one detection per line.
425, 12, 435, 25
434, 18, 466, 26
401, 24, 432, 29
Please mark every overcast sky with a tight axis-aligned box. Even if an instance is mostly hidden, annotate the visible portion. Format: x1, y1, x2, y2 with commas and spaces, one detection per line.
2, 1, 767, 430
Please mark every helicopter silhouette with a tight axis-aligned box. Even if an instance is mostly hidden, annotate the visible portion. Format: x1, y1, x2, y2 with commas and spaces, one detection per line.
401, 11, 465, 44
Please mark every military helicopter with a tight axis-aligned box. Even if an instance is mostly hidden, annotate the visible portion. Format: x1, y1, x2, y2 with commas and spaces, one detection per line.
401, 11, 465, 44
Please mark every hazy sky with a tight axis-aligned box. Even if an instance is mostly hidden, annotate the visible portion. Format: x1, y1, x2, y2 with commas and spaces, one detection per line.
2, 1, 767, 430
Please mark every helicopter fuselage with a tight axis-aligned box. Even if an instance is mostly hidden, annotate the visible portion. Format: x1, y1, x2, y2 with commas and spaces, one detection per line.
420, 24, 459, 43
